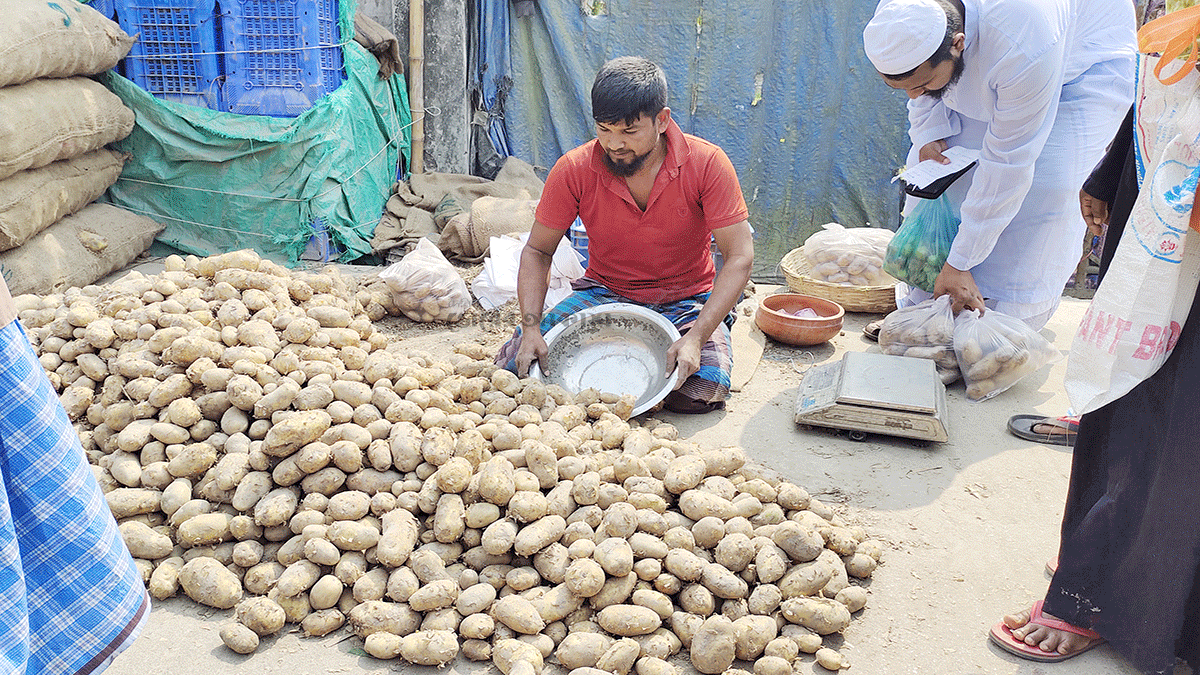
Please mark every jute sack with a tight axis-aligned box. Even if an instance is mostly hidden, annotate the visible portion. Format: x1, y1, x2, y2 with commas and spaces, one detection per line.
438, 195, 537, 262
0, 77, 134, 182
0, 149, 127, 252
0, 0, 134, 88
0, 203, 162, 295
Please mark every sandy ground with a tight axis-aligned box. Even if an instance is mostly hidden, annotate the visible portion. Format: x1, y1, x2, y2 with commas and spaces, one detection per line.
105, 285, 1184, 675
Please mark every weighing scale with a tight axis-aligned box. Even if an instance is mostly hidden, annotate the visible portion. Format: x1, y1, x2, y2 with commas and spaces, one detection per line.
794, 351, 950, 442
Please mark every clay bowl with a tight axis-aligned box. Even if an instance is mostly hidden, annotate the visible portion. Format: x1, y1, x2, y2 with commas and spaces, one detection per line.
755, 293, 845, 346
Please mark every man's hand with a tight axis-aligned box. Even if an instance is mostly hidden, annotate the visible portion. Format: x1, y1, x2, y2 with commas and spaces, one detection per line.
919, 139, 950, 165
1079, 188, 1110, 239
515, 330, 548, 377
666, 334, 703, 389
933, 262, 985, 314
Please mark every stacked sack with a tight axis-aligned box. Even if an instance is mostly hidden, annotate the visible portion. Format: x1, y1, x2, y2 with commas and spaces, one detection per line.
0, 0, 162, 295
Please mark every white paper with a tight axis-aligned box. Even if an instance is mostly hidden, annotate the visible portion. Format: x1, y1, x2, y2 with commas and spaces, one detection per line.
893, 146, 979, 189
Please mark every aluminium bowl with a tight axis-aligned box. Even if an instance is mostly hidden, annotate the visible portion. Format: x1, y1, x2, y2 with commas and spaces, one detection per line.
531, 303, 681, 416
755, 293, 845, 346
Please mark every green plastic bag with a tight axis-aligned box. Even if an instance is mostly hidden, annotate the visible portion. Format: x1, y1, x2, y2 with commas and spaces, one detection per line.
883, 194, 961, 293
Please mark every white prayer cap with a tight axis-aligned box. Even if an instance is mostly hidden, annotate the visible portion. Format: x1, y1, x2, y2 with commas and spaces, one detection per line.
862, 0, 947, 75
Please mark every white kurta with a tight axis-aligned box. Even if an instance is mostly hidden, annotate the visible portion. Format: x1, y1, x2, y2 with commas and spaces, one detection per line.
902, 0, 1136, 326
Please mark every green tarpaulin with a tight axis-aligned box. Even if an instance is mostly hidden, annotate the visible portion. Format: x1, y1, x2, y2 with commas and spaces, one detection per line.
103, 0, 410, 265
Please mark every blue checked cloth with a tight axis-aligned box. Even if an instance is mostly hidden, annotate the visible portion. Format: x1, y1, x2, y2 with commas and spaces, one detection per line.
0, 319, 148, 675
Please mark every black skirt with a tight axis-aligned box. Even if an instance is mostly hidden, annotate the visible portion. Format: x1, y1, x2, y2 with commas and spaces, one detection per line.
1044, 284, 1200, 674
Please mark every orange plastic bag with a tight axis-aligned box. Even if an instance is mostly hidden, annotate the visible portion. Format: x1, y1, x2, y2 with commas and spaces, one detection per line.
1138, 5, 1200, 84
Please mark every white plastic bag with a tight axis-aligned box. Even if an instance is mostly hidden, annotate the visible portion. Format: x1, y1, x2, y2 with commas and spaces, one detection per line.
380, 238, 472, 322
954, 309, 1061, 401
1065, 53, 1200, 414
878, 295, 959, 383
802, 223, 896, 286
470, 232, 585, 311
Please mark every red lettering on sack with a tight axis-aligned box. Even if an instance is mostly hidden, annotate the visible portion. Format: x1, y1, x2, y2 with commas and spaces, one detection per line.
1167, 321, 1183, 353
1109, 318, 1133, 354
1089, 312, 1117, 347
1077, 308, 1093, 339
1132, 325, 1162, 360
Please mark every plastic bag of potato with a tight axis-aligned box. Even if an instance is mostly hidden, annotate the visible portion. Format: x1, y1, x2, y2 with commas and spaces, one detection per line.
380, 239, 472, 322
802, 223, 896, 287
877, 295, 960, 384
953, 308, 1060, 400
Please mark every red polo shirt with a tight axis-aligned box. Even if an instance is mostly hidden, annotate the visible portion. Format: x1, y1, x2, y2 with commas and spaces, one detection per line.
535, 117, 749, 304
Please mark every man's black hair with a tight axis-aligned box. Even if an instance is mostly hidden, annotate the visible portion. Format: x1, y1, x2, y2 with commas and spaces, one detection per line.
883, 0, 965, 80
591, 56, 668, 125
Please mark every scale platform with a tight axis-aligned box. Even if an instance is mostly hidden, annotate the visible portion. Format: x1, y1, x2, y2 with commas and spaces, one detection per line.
794, 351, 949, 442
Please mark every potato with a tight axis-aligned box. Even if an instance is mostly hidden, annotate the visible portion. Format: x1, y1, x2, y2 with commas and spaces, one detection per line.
556, 632, 614, 669
349, 600, 422, 638
493, 638, 545, 675
781, 596, 852, 635
399, 629, 459, 665
689, 615, 737, 674
179, 557, 243, 609
596, 604, 662, 637
236, 596, 287, 636
732, 614, 777, 660
301, 609, 346, 637
595, 637, 641, 675
816, 647, 849, 671
220, 622, 259, 654
564, 558, 606, 598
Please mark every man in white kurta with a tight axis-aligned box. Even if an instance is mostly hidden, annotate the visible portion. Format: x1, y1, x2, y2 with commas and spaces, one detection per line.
863, 0, 1136, 328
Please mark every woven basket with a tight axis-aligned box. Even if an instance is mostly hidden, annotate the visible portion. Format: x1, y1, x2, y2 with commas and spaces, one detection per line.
779, 247, 897, 313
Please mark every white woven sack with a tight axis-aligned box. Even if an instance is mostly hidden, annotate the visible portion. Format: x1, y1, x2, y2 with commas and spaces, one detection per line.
1065, 54, 1200, 414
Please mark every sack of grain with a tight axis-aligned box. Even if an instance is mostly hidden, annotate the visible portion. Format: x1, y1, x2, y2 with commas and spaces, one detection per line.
0, 203, 162, 295
0, 77, 135, 182
0, 0, 134, 88
0, 149, 127, 252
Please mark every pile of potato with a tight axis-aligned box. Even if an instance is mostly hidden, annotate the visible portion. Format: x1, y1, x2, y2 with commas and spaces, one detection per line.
878, 299, 960, 384
802, 224, 895, 287
953, 310, 1060, 401
16, 249, 881, 674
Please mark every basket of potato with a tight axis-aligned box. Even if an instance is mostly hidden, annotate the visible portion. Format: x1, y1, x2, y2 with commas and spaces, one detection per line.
877, 296, 960, 384
780, 225, 898, 313
953, 309, 1061, 401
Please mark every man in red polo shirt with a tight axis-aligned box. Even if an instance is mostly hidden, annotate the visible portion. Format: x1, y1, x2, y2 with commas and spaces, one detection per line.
495, 56, 754, 414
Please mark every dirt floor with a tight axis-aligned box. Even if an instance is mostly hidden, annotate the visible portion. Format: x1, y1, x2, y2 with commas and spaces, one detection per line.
105, 279, 1188, 675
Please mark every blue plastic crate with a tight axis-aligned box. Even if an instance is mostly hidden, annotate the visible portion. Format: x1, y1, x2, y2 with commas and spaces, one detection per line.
220, 0, 346, 117
569, 218, 589, 266
83, 0, 117, 20
116, 0, 223, 110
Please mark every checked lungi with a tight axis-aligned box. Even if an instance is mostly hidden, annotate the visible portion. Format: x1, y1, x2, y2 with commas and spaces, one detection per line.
496, 283, 735, 404
0, 319, 148, 675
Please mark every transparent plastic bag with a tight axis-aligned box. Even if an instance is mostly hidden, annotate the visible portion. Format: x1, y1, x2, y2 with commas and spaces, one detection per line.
954, 309, 1061, 401
802, 223, 896, 286
883, 194, 960, 292
878, 295, 960, 383
379, 238, 472, 322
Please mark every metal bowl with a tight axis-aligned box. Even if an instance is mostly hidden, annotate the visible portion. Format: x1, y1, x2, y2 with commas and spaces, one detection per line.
531, 303, 681, 416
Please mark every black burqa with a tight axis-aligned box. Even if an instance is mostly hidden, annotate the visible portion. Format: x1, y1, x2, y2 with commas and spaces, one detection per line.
1042, 105, 1200, 674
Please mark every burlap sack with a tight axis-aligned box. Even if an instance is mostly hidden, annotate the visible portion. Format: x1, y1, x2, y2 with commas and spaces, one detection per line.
0, 77, 135, 182
438, 196, 538, 262
0, 149, 127, 252
0, 0, 134, 88
0, 203, 162, 295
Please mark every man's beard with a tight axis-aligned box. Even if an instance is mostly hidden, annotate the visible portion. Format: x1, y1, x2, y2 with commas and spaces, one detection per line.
925, 55, 965, 100
602, 147, 652, 177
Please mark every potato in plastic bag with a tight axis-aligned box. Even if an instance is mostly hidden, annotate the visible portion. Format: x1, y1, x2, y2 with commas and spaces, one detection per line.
802, 223, 897, 287
878, 295, 960, 384
883, 195, 960, 293
379, 238, 472, 323
953, 309, 1061, 401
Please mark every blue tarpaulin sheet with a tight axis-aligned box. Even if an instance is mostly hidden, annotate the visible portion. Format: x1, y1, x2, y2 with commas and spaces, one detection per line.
476, 0, 910, 280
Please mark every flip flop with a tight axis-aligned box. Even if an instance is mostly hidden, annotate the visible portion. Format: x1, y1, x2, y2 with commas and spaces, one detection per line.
863, 319, 883, 342
1007, 414, 1079, 447
989, 600, 1104, 663
1046, 555, 1059, 577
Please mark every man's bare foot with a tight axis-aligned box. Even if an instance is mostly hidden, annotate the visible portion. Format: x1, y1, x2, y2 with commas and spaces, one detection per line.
1003, 607, 1098, 657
